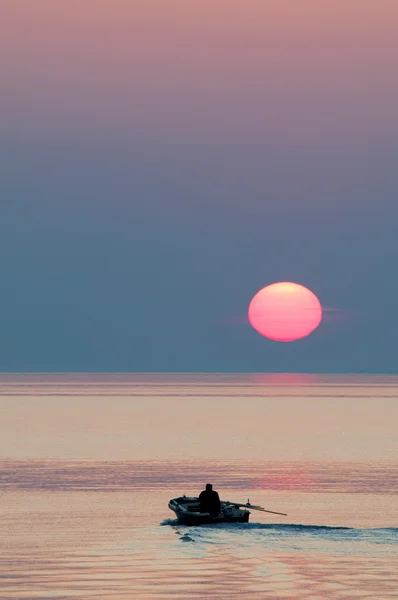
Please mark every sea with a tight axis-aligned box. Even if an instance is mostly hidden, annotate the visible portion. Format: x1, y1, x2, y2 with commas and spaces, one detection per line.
0, 373, 397, 600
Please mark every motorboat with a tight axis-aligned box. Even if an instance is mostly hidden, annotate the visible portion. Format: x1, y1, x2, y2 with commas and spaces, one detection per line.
168, 496, 287, 526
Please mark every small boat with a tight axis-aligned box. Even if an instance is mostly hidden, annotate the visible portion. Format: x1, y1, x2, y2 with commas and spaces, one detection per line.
168, 496, 249, 525
168, 496, 287, 526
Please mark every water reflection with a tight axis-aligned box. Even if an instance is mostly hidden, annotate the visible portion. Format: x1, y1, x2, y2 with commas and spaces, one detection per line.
1, 462, 397, 599
0, 375, 397, 599
2, 521, 397, 600
2, 459, 397, 494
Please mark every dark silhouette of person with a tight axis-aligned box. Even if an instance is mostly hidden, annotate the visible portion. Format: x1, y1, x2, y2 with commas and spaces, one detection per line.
199, 483, 221, 515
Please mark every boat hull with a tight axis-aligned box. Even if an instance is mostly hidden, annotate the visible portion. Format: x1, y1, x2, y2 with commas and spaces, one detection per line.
174, 511, 250, 526
168, 496, 250, 526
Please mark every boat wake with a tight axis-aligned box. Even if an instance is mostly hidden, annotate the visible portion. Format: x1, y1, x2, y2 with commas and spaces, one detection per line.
218, 522, 352, 531
161, 519, 397, 533
161, 518, 180, 526
160, 519, 351, 531
160, 519, 398, 544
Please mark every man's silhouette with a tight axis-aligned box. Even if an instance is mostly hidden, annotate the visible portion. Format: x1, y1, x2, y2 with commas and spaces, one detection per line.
199, 483, 221, 516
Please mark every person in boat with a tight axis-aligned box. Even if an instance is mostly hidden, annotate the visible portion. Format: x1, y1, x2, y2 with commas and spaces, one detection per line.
199, 483, 221, 516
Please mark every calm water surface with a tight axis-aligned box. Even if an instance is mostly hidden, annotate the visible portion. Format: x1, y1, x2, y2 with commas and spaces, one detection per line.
0, 374, 397, 599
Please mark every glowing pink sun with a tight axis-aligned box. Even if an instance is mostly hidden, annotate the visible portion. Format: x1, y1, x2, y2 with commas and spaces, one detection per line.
248, 282, 322, 342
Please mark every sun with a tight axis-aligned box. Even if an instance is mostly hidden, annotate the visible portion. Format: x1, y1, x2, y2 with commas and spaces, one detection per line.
248, 282, 322, 342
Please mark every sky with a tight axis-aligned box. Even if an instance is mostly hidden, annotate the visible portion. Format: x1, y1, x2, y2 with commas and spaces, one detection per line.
1, 0, 398, 373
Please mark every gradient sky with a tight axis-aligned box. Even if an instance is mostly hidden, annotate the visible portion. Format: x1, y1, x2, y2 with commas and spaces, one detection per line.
1, 0, 398, 372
